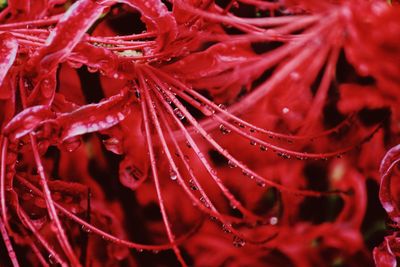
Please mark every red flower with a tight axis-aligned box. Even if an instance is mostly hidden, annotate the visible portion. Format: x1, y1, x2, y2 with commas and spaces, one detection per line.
0, 0, 398, 266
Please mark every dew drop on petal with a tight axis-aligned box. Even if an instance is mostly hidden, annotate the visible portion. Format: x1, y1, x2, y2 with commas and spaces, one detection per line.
103, 137, 123, 155
62, 137, 82, 152
87, 66, 98, 73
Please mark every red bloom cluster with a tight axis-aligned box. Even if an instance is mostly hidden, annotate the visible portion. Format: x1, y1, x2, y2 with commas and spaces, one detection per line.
0, 0, 399, 266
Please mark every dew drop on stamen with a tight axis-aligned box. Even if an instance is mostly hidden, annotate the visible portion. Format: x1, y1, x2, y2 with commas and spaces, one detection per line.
218, 104, 227, 110
256, 178, 266, 187
205, 105, 215, 114
232, 236, 245, 248
227, 160, 237, 168
185, 140, 192, 148
173, 108, 185, 120
81, 225, 91, 233
219, 124, 231, 135
242, 170, 250, 177
48, 254, 56, 264
169, 169, 177, 181
222, 224, 232, 234
189, 179, 198, 190
200, 196, 210, 208
238, 122, 245, 128
210, 168, 217, 176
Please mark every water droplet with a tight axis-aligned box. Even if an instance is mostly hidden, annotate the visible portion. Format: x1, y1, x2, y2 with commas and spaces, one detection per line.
232, 236, 245, 248
282, 107, 290, 114
174, 108, 185, 120
200, 196, 210, 208
169, 169, 177, 181
67, 60, 83, 69
87, 66, 98, 73
62, 137, 81, 152
269, 217, 278, 225
205, 105, 215, 115
103, 137, 123, 155
222, 224, 232, 234
219, 124, 231, 135
218, 104, 227, 110
185, 140, 192, 148
48, 254, 56, 264
81, 225, 91, 233
259, 145, 268, 151
256, 179, 266, 187
165, 97, 172, 104
238, 122, 245, 128
242, 170, 249, 176
210, 168, 217, 176
228, 160, 237, 168
189, 179, 198, 190
277, 152, 291, 159
250, 140, 257, 146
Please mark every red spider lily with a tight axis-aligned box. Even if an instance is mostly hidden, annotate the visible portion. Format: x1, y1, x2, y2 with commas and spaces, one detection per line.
0, 0, 398, 266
